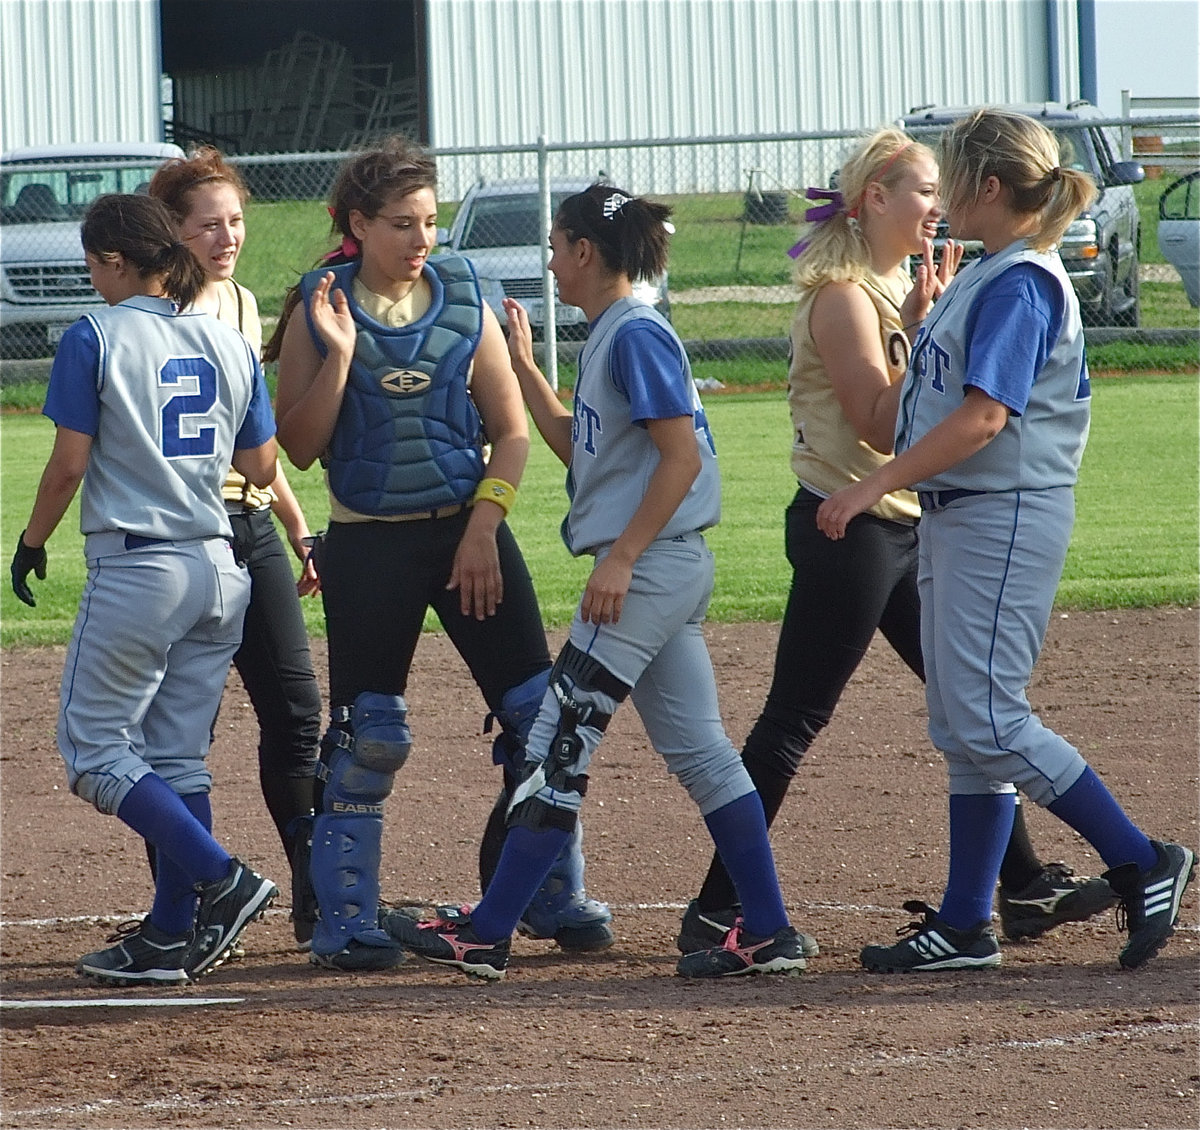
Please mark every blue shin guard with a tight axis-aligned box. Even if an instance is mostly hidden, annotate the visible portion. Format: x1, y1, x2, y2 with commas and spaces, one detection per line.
309, 693, 410, 971
517, 820, 614, 951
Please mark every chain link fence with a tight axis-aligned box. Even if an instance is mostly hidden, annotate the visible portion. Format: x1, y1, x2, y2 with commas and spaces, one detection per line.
2, 119, 1197, 379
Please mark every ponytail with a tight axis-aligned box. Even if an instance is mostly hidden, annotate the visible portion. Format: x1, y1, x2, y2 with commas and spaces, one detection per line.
555, 184, 673, 282
80, 194, 207, 308
939, 108, 1099, 253
792, 128, 932, 288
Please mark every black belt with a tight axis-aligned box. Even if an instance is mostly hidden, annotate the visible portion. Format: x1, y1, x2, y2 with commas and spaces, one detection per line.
124, 533, 170, 550
917, 489, 986, 512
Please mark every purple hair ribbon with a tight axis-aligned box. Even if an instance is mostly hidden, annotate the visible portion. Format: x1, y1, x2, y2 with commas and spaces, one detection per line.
787, 187, 844, 259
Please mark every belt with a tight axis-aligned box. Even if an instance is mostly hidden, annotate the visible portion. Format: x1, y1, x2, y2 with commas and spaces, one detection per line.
124, 533, 170, 549
386, 502, 469, 523
917, 489, 986, 512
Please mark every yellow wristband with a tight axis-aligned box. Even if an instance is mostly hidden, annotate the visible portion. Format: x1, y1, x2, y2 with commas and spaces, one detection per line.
474, 476, 517, 516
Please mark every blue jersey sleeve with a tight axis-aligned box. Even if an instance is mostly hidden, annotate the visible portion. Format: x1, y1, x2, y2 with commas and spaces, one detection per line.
234, 356, 277, 450
609, 319, 694, 424
43, 318, 102, 435
964, 262, 1065, 416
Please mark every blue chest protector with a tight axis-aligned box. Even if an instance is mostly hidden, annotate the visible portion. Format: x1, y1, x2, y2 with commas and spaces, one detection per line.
299, 256, 484, 516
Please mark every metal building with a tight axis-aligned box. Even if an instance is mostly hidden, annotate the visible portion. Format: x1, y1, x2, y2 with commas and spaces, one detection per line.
1, 0, 163, 152
4, 0, 1084, 186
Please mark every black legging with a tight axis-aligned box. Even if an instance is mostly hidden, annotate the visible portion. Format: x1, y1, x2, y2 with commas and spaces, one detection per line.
317, 511, 552, 885
696, 487, 1047, 909
229, 507, 322, 861
317, 511, 550, 717
697, 487, 924, 908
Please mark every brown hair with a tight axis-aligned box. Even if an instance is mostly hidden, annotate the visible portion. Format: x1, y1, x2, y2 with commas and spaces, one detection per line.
263, 135, 437, 363
81, 194, 207, 309
147, 145, 248, 224
938, 108, 1098, 252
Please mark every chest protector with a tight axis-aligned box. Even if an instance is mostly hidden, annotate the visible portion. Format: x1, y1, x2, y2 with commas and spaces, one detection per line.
299, 256, 484, 516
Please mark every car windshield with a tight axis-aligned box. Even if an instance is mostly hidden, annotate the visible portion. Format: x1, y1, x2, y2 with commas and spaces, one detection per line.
459, 192, 577, 250
910, 123, 1097, 177
1, 159, 162, 224
1051, 128, 1095, 174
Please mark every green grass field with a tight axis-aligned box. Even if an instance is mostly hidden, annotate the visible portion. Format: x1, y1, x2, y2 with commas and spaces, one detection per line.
3, 375, 1195, 648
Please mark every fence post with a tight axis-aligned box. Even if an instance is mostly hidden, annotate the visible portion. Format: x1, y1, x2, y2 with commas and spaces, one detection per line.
537, 135, 558, 390
1121, 88, 1132, 160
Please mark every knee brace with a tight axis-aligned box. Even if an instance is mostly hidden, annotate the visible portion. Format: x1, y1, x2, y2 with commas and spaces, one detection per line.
507, 643, 631, 833
486, 669, 551, 782
310, 692, 411, 954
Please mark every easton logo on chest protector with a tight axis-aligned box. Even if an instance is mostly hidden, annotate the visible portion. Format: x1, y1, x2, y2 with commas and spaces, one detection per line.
379, 368, 432, 395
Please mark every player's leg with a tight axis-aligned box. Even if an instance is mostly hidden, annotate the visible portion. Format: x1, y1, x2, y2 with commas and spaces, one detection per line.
686, 495, 914, 949
588, 534, 804, 977
228, 509, 320, 860
228, 510, 321, 949
307, 521, 427, 970
384, 535, 686, 976
874, 521, 1113, 939
436, 521, 614, 952
381, 633, 631, 979
968, 490, 1190, 967
858, 513, 1006, 972
139, 539, 278, 976
71, 540, 274, 983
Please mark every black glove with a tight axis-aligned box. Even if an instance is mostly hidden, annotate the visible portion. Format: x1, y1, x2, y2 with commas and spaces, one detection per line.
11, 531, 47, 607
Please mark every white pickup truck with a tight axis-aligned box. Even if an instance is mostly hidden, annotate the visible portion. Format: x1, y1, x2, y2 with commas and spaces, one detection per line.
1, 141, 184, 358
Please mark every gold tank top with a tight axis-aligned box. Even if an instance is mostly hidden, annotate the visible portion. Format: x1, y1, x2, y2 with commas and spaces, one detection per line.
786, 270, 919, 523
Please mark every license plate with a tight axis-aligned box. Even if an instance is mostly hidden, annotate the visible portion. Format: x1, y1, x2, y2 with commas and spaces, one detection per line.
47, 322, 72, 345
554, 303, 586, 324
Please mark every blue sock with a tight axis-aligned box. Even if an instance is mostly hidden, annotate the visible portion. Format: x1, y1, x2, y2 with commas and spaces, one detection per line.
149, 793, 213, 935
469, 824, 571, 943
703, 792, 788, 938
117, 775, 229, 889
939, 792, 1016, 931
1047, 767, 1157, 871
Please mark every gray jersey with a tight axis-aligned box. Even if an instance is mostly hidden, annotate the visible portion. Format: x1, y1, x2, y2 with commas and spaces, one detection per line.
78, 297, 260, 540
895, 240, 1090, 492
564, 298, 720, 555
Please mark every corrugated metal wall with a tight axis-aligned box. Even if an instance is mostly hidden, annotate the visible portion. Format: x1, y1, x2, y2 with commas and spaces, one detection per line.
426, 0, 1083, 198
1, 0, 163, 152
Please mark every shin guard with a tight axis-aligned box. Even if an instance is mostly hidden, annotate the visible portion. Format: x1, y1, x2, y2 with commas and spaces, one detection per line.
309, 693, 410, 969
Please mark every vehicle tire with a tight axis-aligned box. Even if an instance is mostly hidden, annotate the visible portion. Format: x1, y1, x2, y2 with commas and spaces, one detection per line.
1114, 246, 1141, 328
1081, 254, 1114, 326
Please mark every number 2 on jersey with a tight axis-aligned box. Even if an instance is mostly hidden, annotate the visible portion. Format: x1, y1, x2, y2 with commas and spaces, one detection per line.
159, 356, 218, 457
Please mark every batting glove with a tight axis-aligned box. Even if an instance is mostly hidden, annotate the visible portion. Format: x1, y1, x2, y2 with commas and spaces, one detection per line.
11, 531, 47, 607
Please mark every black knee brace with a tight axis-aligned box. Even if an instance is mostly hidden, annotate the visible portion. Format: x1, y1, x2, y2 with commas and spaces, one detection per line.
506, 643, 632, 832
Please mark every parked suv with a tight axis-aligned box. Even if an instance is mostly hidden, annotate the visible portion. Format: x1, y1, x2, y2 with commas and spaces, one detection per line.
900, 102, 1144, 325
439, 177, 669, 339
1, 141, 185, 358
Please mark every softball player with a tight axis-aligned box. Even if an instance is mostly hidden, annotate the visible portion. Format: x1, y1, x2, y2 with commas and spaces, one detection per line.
681, 128, 1114, 959
150, 148, 322, 948
817, 109, 1194, 972
269, 138, 611, 972
10, 194, 279, 985
383, 184, 808, 980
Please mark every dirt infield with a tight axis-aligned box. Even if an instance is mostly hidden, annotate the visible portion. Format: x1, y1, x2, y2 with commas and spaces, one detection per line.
2, 607, 1197, 1130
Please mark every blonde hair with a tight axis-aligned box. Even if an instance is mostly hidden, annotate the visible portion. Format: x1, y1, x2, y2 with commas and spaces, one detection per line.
939, 108, 1097, 252
793, 128, 933, 289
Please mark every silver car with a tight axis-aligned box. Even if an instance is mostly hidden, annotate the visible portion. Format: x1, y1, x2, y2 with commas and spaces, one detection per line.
438, 177, 669, 340
1, 141, 184, 357
1158, 169, 1199, 307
